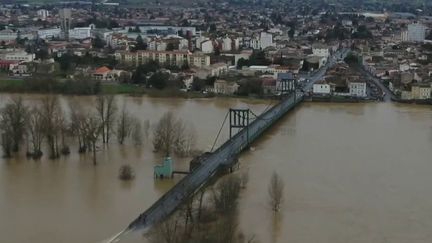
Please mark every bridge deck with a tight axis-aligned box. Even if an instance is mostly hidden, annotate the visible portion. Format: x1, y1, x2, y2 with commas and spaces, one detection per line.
125, 92, 304, 231
107, 48, 349, 243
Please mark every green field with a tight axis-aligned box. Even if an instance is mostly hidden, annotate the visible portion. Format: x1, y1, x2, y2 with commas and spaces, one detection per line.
0, 79, 25, 92
100, 83, 147, 95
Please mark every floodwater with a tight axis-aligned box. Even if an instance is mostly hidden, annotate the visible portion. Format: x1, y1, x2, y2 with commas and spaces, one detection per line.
0, 95, 432, 243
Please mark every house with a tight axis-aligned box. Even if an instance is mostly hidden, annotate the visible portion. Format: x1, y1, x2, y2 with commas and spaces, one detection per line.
192, 63, 228, 79
213, 79, 239, 95
313, 81, 331, 95
92, 66, 130, 82
9, 63, 30, 77
92, 66, 112, 80
411, 83, 431, 100
349, 80, 367, 97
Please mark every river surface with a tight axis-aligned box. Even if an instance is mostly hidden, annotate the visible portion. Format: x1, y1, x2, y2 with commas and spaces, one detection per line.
0, 95, 431, 243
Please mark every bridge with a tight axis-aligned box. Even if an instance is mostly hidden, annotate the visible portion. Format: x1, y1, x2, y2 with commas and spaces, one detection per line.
108, 48, 349, 242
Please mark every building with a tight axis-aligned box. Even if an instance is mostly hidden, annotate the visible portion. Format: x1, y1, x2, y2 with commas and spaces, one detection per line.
260, 32, 273, 49
213, 79, 239, 95
0, 51, 35, 62
407, 22, 426, 42
312, 44, 330, 58
192, 63, 228, 79
59, 8, 72, 40
37, 28, 61, 39
9, 63, 29, 77
411, 83, 431, 100
115, 50, 210, 68
92, 66, 129, 82
200, 40, 214, 53
0, 29, 18, 41
37, 9, 50, 20
313, 81, 331, 95
69, 27, 92, 40
222, 37, 232, 52
349, 81, 367, 97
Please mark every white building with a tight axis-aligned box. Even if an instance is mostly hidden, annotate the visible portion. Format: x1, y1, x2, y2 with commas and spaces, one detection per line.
69, 27, 92, 40
37, 9, 50, 20
200, 40, 214, 53
313, 82, 331, 95
1, 51, 35, 62
250, 38, 261, 49
407, 23, 426, 42
349, 81, 367, 97
0, 29, 18, 41
222, 37, 232, 52
312, 44, 330, 58
37, 28, 61, 39
260, 32, 273, 49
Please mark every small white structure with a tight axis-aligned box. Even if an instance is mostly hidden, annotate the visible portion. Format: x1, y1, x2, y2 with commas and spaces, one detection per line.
313, 82, 331, 95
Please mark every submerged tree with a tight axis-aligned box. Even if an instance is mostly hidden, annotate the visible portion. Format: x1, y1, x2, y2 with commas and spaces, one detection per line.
82, 114, 102, 165
27, 107, 44, 159
0, 97, 28, 157
96, 95, 117, 144
268, 172, 284, 212
153, 111, 196, 156
117, 105, 133, 145
40, 96, 62, 159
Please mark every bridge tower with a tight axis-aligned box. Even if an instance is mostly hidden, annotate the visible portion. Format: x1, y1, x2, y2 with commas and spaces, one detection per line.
276, 73, 297, 97
229, 108, 250, 145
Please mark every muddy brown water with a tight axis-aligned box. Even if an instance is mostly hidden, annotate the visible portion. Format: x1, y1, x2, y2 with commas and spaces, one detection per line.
0, 95, 431, 243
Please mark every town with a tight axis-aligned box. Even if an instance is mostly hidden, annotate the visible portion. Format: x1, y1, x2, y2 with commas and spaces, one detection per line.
0, 1, 431, 103
1, 1, 432, 243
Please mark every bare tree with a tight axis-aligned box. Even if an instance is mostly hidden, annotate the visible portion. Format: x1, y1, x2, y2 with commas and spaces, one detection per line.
82, 114, 102, 165
117, 105, 133, 145
153, 111, 192, 156
0, 97, 28, 157
212, 175, 241, 215
96, 95, 117, 144
268, 172, 284, 212
131, 118, 143, 146
27, 107, 44, 159
147, 215, 181, 243
40, 96, 62, 159
69, 102, 88, 153
175, 123, 197, 157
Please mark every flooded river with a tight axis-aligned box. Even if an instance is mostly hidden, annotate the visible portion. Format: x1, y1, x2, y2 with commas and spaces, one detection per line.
0, 94, 431, 243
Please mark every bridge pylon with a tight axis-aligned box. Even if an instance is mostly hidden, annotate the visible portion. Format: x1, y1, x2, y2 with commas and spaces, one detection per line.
229, 108, 250, 146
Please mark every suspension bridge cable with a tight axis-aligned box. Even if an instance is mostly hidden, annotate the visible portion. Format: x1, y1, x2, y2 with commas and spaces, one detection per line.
210, 111, 229, 152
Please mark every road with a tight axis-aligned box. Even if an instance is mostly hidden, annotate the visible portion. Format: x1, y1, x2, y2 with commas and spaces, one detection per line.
356, 65, 396, 102
301, 48, 351, 91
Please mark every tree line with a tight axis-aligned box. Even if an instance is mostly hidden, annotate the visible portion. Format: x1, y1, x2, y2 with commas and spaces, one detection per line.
0, 95, 197, 165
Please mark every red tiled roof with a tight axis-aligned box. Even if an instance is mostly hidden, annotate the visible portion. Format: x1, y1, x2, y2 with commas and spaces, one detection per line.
94, 66, 111, 74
